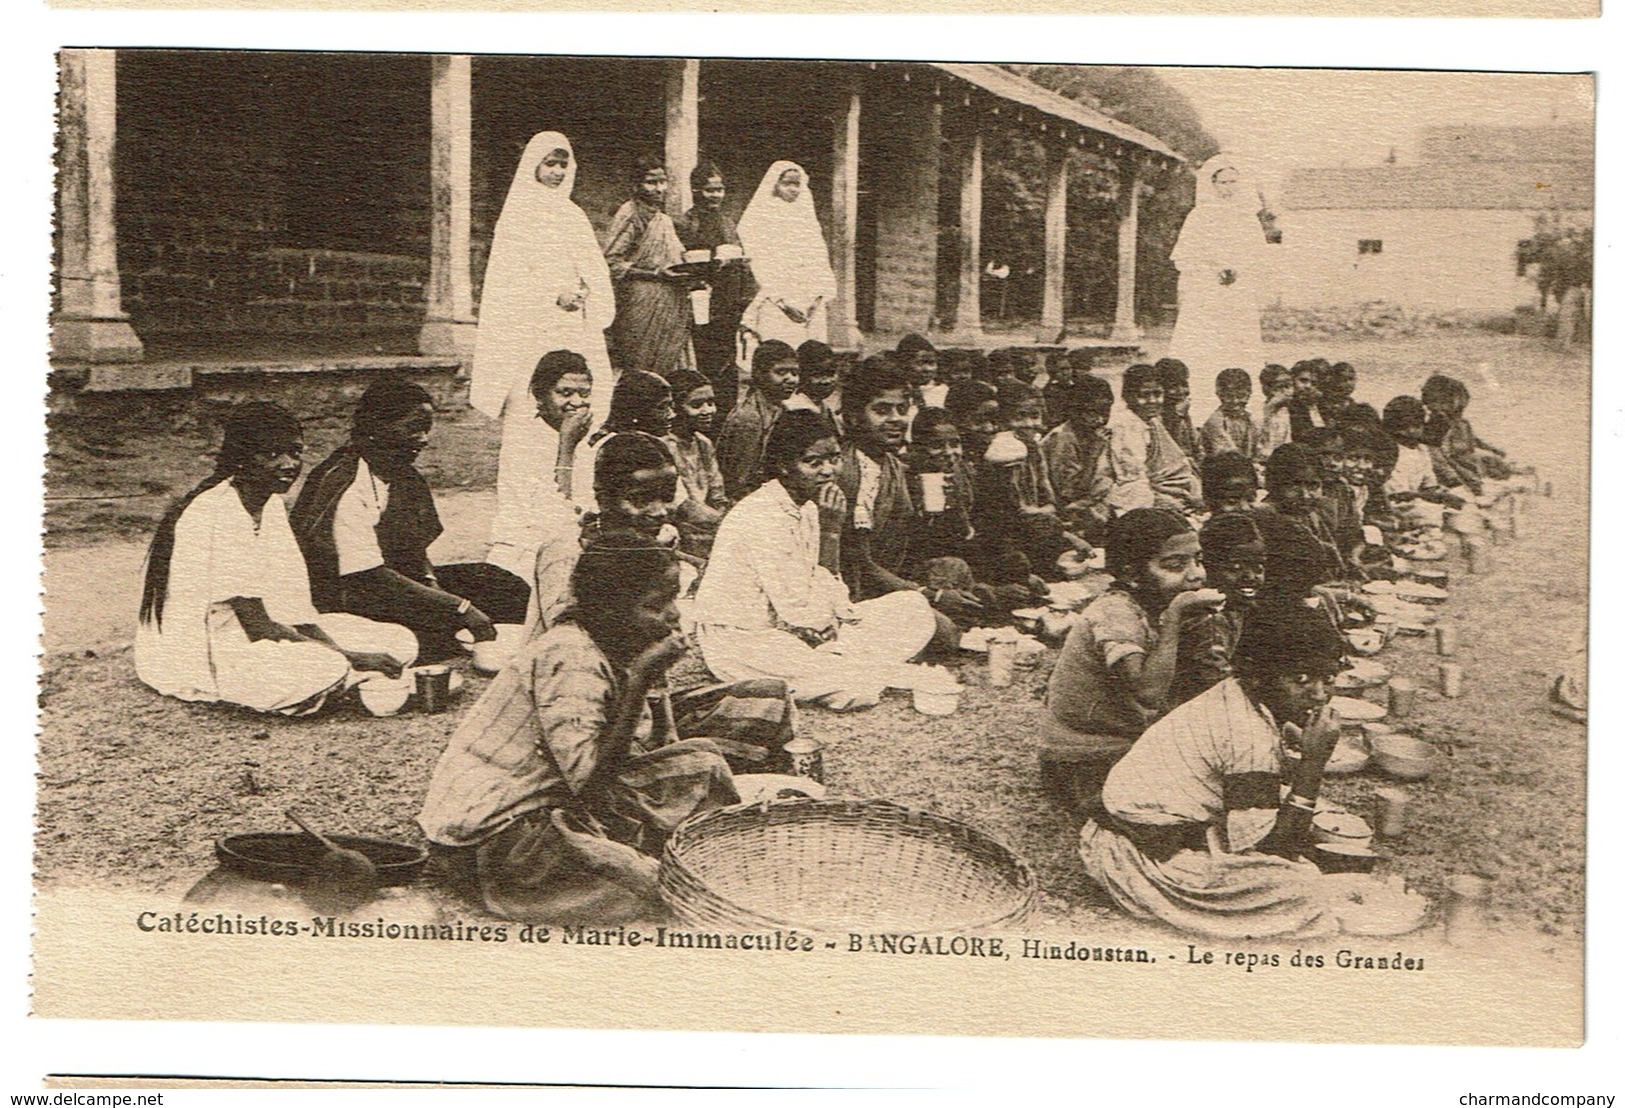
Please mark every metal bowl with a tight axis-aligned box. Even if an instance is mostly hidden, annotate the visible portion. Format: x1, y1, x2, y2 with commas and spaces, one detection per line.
215, 832, 427, 886
1370, 733, 1440, 781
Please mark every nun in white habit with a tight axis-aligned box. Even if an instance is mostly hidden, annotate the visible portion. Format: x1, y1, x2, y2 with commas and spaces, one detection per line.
473, 132, 615, 579
1166, 154, 1272, 380
736, 160, 837, 352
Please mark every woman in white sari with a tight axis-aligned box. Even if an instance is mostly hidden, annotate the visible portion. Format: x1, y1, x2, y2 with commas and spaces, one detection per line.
736, 161, 837, 352
472, 132, 615, 579
1166, 155, 1271, 379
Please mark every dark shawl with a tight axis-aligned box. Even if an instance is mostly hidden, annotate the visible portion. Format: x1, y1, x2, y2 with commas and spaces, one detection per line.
290, 442, 444, 611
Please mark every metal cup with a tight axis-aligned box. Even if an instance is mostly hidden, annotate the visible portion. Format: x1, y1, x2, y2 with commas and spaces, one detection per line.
783, 736, 825, 784
415, 665, 452, 713
1435, 624, 1458, 656
1387, 677, 1418, 719
1463, 535, 1490, 575
1373, 786, 1410, 838
1439, 662, 1464, 698
1444, 874, 1492, 945
987, 635, 1017, 688
919, 472, 947, 513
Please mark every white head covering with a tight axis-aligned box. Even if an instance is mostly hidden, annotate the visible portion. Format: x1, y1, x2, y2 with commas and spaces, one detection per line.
736, 160, 837, 313
469, 131, 615, 420
1172, 153, 1267, 276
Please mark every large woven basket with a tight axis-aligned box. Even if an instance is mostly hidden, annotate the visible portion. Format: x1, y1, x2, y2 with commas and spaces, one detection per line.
658, 797, 1038, 933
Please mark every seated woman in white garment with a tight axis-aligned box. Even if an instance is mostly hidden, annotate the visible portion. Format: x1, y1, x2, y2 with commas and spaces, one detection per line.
134, 403, 417, 717
1077, 601, 1352, 939
694, 409, 937, 711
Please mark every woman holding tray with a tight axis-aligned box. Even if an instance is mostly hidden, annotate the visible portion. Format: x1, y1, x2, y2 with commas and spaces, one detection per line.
604, 155, 697, 378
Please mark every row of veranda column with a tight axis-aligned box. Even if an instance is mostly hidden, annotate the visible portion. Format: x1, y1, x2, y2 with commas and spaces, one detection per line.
51, 53, 1146, 366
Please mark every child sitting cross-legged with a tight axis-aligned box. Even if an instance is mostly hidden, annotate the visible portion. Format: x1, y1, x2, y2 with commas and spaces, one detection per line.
1039, 508, 1227, 822
834, 357, 970, 651
1199, 367, 1262, 465
972, 379, 1091, 579
1107, 363, 1203, 516
907, 406, 1047, 627
1381, 395, 1465, 556
1039, 374, 1115, 544
1422, 374, 1519, 498
663, 368, 732, 560
694, 409, 937, 711
418, 529, 741, 925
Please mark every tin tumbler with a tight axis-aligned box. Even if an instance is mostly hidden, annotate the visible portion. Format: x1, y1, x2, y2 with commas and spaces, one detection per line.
1443, 874, 1492, 945
1439, 662, 1464, 698
1387, 677, 1418, 719
1373, 786, 1410, 838
783, 737, 825, 784
415, 665, 452, 713
987, 634, 1017, 688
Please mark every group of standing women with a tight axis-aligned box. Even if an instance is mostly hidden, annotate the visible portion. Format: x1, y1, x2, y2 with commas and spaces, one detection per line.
472, 132, 838, 584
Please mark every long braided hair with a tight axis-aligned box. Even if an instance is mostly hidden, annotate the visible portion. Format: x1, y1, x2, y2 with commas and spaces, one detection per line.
138, 402, 302, 629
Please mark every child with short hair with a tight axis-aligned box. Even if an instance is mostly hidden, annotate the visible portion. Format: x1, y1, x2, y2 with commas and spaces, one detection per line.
1382, 395, 1465, 539
1171, 512, 1267, 707
1296, 426, 1368, 581
663, 369, 732, 559
1040, 509, 1226, 819
973, 379, 1086, 578
1258, 364, 1293, 460
1423, 375, 1516, 496
1199, 367, 1261, 463
895, 332, 946, 408
717, 338, 801, 501
784, 339, 841, 430
908, 407, 1041, 627
1040, 375, 1115, 542
1201, 451, 1259, 516
1156, 358, 1202, 464
1286, 358, 1328, 440
1107, 363, 1203, 515
1318, 361, 1378, 429
1337, 424, 1397, 576
946, 379, 1001, 462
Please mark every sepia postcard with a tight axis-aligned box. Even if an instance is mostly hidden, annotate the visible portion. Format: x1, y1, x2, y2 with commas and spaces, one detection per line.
32, 52, 1593, 1055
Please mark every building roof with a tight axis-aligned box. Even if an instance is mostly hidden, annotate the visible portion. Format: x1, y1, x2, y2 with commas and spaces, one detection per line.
927, 62, 1182, 162
1282, 161, 1593, 212
1418, 124, 1592, 165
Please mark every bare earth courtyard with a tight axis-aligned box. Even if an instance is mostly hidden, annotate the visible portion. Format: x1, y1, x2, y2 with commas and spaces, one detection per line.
36, 332, 1587, 952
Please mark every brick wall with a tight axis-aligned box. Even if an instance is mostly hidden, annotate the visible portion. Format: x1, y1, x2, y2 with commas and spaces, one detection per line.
867, 75, 941, 335
112, 51, 431, 350
471, 55, 668, 304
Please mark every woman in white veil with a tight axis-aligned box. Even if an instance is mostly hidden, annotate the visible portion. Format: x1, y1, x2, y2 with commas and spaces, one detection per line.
472, 132, 615, 579
1167, 154, 1271, 379
736, 160, 837, 352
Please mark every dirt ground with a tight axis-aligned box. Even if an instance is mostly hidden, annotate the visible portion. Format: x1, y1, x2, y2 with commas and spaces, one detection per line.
35, 332, 1588, 947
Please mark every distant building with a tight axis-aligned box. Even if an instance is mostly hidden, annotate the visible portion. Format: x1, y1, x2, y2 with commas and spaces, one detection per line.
1271, 124, 1592, 315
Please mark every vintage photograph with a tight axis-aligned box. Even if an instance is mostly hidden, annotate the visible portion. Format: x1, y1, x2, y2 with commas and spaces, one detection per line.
36, 52, 1591, 1044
